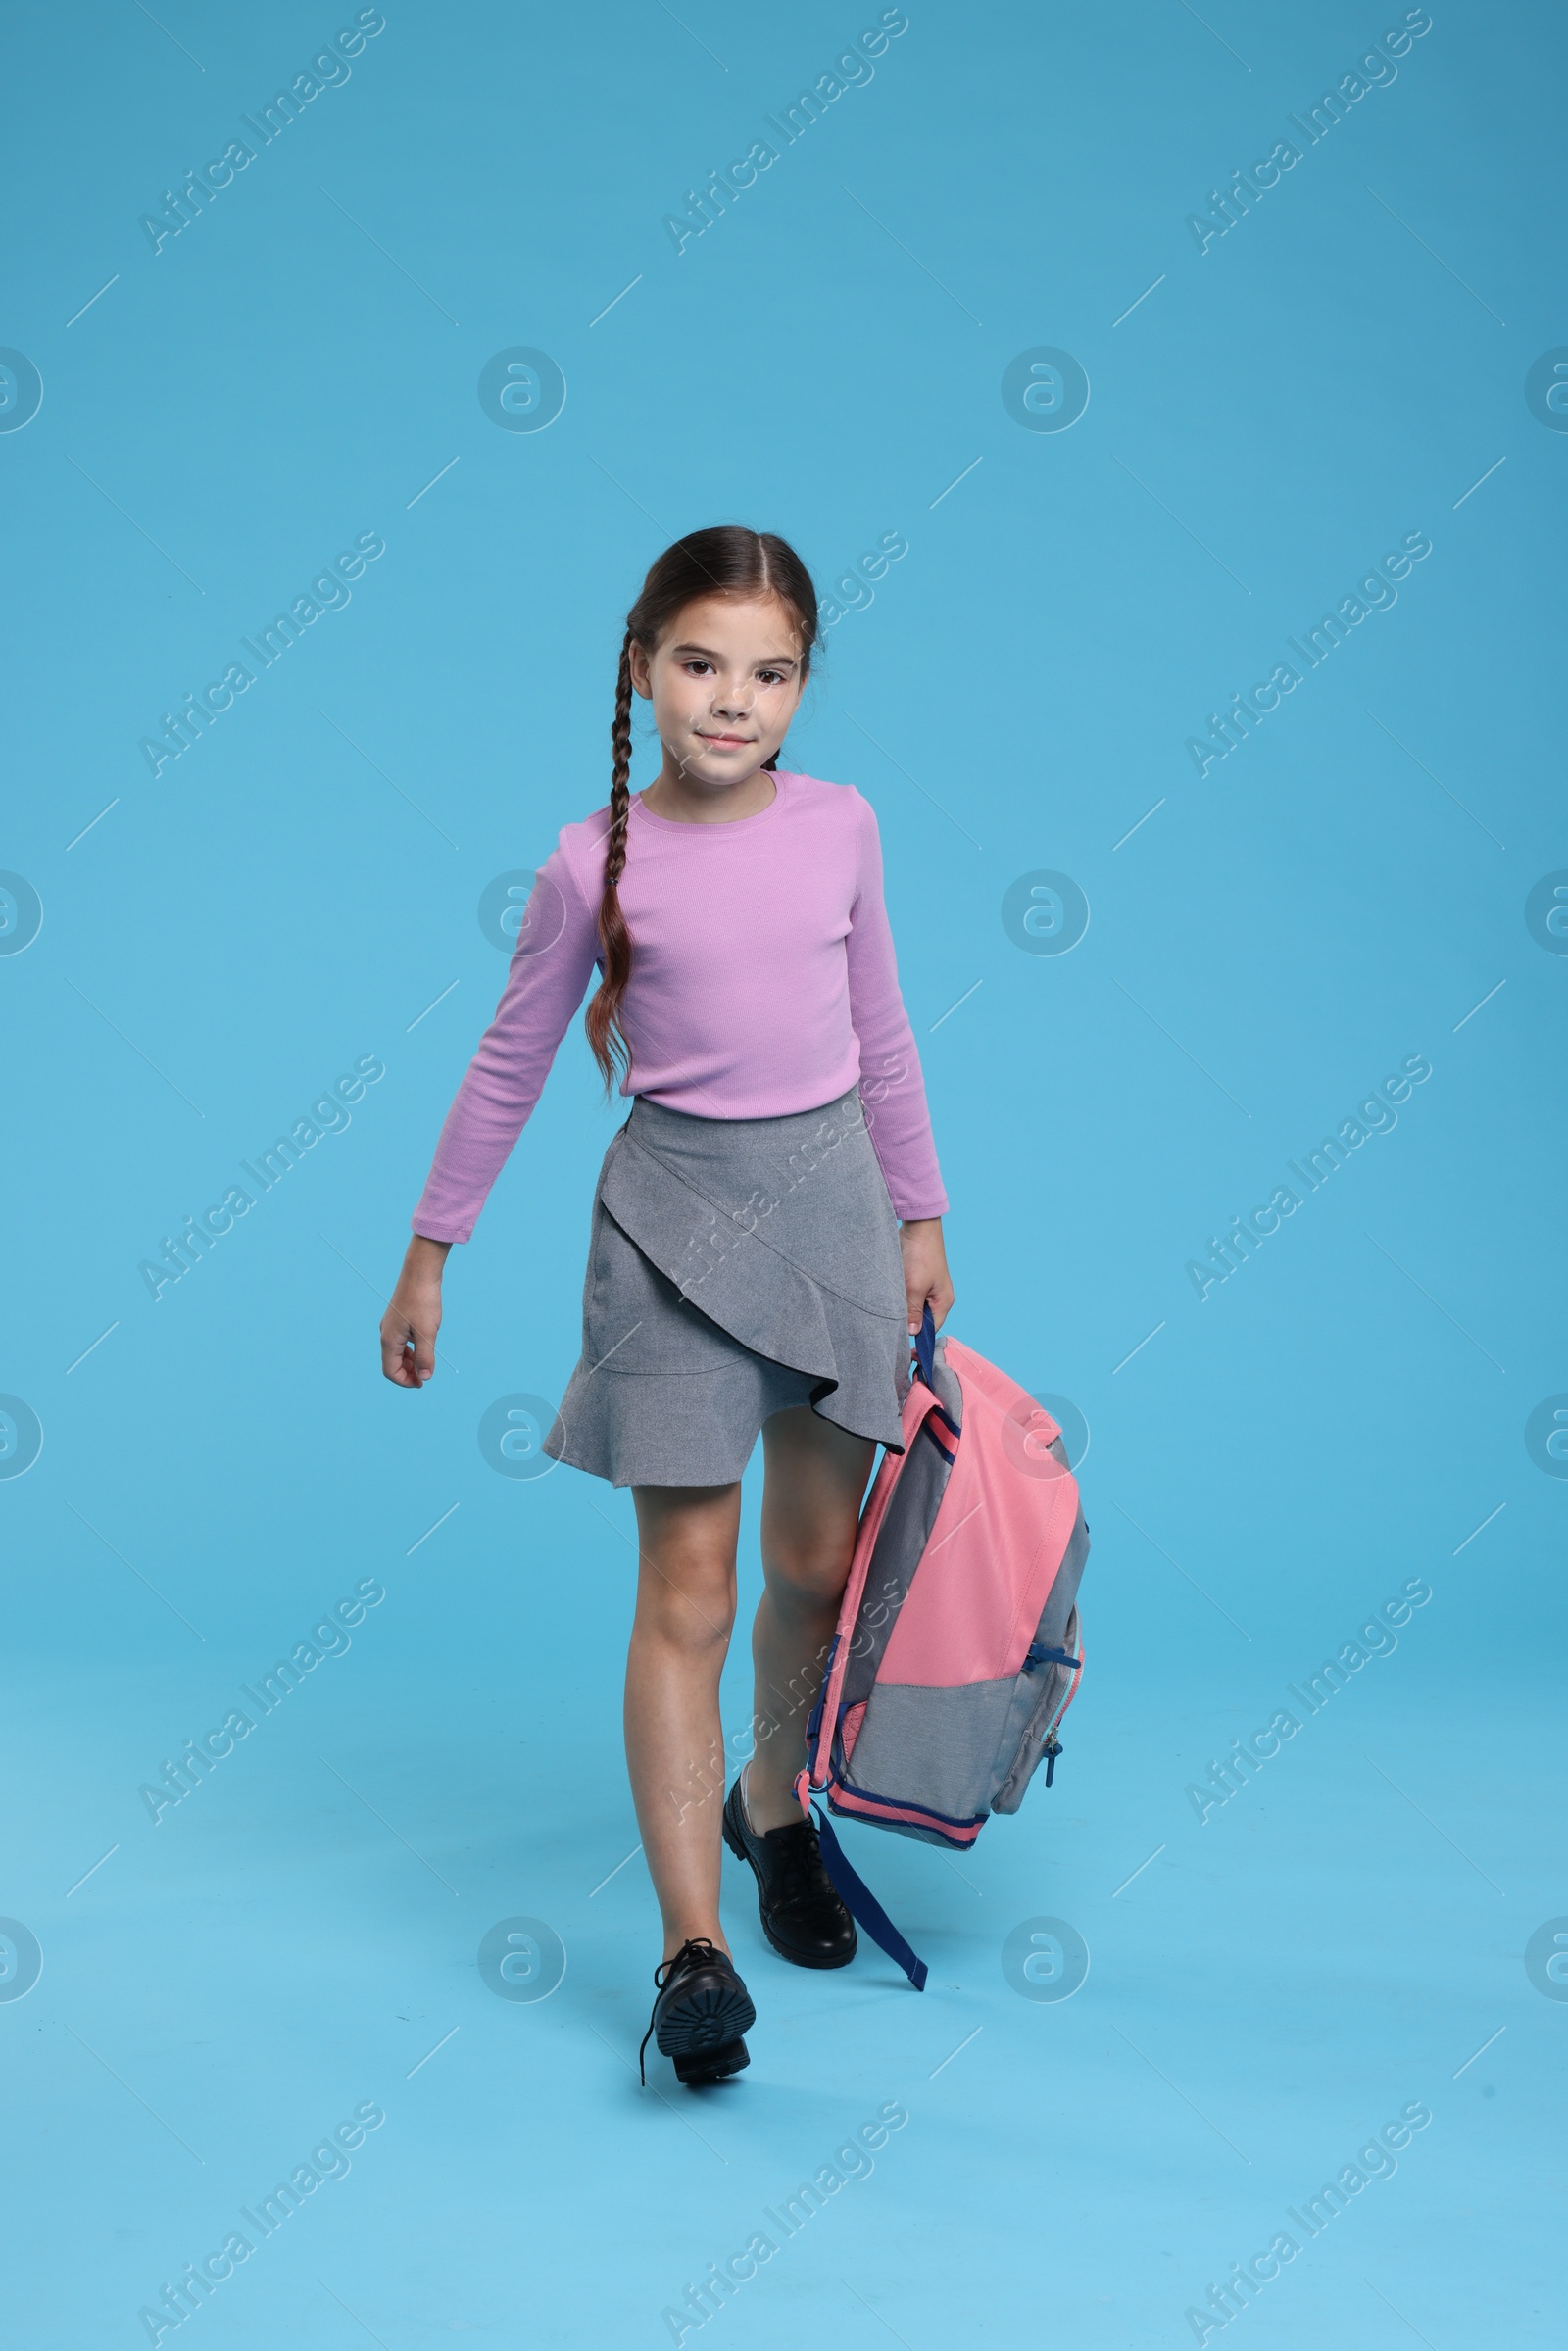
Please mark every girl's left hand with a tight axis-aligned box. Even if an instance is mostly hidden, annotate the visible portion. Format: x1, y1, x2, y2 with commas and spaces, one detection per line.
900, 1217, 955, 1335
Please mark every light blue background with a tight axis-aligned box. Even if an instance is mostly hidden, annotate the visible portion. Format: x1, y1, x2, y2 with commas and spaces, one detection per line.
3, 2, 1564, 2344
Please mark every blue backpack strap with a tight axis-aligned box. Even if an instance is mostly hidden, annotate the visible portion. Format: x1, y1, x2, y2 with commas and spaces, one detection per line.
810, 1802, 928, 1992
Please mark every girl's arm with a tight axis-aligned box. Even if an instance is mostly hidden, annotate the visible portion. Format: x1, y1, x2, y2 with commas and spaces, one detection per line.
410, 850, 600, 1246
843, 795, 956, 1334
380, 851, 599, 1387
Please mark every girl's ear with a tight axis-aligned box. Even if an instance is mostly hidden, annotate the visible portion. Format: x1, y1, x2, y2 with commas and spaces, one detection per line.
626, 638, 653, 700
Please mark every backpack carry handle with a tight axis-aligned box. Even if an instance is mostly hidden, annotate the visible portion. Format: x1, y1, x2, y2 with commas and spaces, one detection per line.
911, 1299, 937, 1391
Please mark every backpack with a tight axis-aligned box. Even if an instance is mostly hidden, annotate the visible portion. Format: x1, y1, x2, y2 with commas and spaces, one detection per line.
793, 1306, 1089, 1989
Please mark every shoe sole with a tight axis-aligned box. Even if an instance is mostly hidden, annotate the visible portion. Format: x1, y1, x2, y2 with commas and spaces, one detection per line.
673, 2036, 750, 2086
722, 1809, 858, 1971
655, 1973, 757, 2060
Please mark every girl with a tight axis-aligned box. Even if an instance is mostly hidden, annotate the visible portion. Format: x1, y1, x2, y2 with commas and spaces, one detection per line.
379, 527, 953, 2087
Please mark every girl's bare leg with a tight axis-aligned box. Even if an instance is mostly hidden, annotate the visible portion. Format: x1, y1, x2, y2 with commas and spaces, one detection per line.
624, 1481, 742, 1960
745, 1406, 875, 1834
623, 1410, 872, 1952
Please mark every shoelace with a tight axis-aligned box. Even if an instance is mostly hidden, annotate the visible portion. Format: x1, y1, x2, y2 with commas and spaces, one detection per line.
769, 1821, 832, 1910
638, 1936, 723, 2084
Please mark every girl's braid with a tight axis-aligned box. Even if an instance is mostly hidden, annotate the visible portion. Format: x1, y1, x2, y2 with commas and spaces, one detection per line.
585, 630, 637, 1091
606, 631, 633, 891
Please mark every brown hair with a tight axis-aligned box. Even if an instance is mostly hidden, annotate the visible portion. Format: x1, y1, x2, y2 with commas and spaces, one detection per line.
585, 525, 819, 1092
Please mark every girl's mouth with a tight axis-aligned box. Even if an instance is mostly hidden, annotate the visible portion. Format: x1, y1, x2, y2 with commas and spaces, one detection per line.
697, 732, 753, 749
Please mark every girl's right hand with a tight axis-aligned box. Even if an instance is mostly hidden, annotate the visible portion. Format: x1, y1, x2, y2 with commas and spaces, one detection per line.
380, 1234, 452, 1387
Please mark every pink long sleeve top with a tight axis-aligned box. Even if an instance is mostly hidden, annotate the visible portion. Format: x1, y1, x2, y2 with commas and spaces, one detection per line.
411, 769, 949, 1243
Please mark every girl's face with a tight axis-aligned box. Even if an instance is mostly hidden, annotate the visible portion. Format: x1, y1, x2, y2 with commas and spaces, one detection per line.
630, 593, 806, 789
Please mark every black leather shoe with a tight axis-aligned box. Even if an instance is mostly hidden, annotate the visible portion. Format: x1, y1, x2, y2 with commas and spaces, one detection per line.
638, 1938, 756, 2086
722, 1777, 857, 1969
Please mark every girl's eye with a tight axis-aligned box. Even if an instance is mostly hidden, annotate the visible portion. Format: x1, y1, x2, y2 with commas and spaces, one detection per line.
683, 661, 714, 677
757, 669, 786, 686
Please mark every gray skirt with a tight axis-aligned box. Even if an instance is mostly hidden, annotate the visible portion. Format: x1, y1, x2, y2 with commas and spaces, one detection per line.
543, 1085, 910, 1489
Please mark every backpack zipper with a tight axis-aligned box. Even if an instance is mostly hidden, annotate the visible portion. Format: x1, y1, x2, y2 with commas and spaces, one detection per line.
1035, 1615, 1085, 1788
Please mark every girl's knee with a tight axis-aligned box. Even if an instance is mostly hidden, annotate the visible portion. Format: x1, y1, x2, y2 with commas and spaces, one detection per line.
635, 1568, 736, 1654
761, 1536, 853, 1611
631, 1488, 740, 1649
